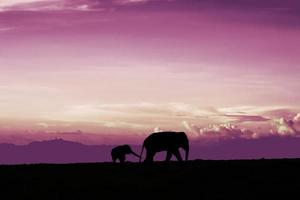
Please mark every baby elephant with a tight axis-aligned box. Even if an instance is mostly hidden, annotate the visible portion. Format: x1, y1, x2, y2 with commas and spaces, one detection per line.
111, 145, 140, 163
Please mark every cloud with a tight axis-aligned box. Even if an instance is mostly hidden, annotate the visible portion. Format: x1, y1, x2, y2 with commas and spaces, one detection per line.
263, 108, 298, 119
0, 0, 92, 11
153, 126, 163, 132
0, 0, 151, 11
294, 113, 300, 122
38, 102, 223, 136
198, 124, 255, 139
32, 103, 300, 140
183, 111, 300, 140
102, 121, 146, 129
267, 110, 299, 135
1, 105, 300, 145
37, 122, 57, 128
0, 0, 44, 7
223, 114, 270, 123
181, 121, 202, 138
200, 124, 246, 138
272, 118, 296, 135
44, 102, 218, 122
182, 120, 191, 132
2, 0, 298, 15
115, 0, 149, 5
181, 119, 254, 139
0, 26, 16, 32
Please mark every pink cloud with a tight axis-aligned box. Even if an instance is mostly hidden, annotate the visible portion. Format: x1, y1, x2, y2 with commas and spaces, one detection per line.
0, 0, 152, 11
0, 106, 300, 145
294, 113, 300, 122
182, 122, 255, 140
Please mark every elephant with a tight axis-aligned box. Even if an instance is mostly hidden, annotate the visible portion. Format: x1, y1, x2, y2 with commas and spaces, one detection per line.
139, 131, 189, 163
111, 145, 140, 163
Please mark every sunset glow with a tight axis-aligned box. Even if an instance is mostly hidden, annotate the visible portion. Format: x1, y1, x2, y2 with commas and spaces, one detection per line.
0, 0, 299, 145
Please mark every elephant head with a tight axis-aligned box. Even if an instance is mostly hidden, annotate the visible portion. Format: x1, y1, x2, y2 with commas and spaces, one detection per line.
139, 131, 189, 163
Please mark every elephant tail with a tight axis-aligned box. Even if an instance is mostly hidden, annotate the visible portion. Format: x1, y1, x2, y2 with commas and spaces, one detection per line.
139, 143, 145, 163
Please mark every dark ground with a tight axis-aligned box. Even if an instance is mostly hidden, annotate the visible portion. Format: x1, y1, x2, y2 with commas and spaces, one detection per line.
0, 159, 299, 199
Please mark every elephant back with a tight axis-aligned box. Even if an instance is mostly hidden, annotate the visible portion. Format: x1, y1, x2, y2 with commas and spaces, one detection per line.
143, 131, 186, 149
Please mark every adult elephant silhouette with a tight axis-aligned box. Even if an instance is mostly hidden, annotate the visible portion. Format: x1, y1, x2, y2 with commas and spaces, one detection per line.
111, 145, 140, 163
139, 131, 189, 163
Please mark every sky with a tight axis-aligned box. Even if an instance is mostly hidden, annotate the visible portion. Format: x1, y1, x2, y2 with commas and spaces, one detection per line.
0, 0, 300, 145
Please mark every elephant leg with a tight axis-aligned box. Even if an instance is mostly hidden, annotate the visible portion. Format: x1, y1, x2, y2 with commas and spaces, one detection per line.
111, 154, 117, 163
173, 149, 183, 162
119, 155, 126, 163
145, 151, 155, 163
165, 151, 172, 162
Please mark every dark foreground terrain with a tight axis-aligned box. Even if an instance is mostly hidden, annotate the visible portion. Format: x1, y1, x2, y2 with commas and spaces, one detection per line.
1, 159, 299, 199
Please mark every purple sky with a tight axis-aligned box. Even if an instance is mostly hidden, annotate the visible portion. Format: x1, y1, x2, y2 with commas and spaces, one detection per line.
0, 0, 299, 145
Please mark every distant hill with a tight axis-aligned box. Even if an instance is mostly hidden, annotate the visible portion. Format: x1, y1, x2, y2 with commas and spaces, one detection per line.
0, 139, 115, 164
1, 136, 300, 164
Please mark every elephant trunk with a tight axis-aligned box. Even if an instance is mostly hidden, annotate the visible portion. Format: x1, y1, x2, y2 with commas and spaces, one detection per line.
139, 143, 145, 163
130, 150, 141, 158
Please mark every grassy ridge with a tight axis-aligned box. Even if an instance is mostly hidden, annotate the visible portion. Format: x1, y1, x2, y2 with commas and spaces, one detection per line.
0, 159, 299, 199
